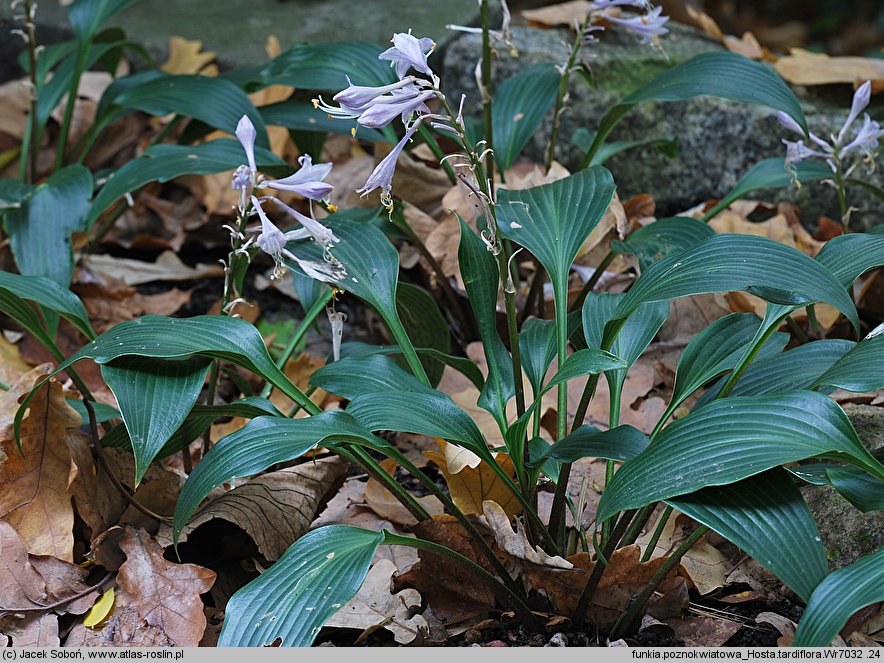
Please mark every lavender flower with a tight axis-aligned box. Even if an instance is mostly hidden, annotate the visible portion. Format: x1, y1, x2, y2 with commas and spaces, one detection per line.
332, 76, 417, 108
838, 81, 871, 144
264, 154, 334, 200
357, 123, 420, 207
379, 32, 435, 80
605, 5, 669, 44
356, 87, 435, 128
267, 197, 340, 249
252, 196, 345, 282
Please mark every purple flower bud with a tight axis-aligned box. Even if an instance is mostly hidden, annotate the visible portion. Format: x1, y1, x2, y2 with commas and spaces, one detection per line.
236, 115, 257, 176
333, 76, 417, 108
269, 198, 340, 249
379, 32, 435, 80
357, 123, 419, 205
776, 111, 805, 137
841, 115, 883, 160
265, 154, 334, 201
838, 80, 872, 144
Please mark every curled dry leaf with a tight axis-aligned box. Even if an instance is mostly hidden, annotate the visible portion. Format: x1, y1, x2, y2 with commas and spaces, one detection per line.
364, 458, 444, 527
80, 250, 224, 287
161, 36, 218, 76
424, 441, 520, 520
481, 500, 572, 569
0, 375, 79, 560
324, 558, 424, 645
68, 528, 215, 647
0, 335, 32, 389
74, 278, 192, 334
520, 1, 591, 28
165, 457, 349, 561
775, 49, 884, 90
664, 615, 743, 647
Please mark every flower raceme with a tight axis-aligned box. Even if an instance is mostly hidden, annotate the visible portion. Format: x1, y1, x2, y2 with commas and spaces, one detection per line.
777, 80, 883, 177
582, 1, 669, 47
233, 115, 343, 283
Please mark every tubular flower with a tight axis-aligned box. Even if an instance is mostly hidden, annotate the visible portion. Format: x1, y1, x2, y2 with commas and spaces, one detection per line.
264, 154, 334, 201
379, 32, 435, 80
267, 197, 340, 249
252, 197, 345, 283
604, 5, 669, 44
357, 123, 420, 208
356, 87, 435, 129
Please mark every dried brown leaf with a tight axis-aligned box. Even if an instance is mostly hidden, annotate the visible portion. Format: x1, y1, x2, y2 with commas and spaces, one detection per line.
364, 459, 444, 527
665, 615, 742, 647
521, 1, 591, 28
775, 50, 884, 89
161, 36, 217, 76
0, 377, 78, 560
80, 251, 223, 286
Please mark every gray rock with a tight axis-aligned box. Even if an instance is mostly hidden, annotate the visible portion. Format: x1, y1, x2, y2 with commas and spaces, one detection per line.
802, 404, 884, 570
442, 25, 884, 229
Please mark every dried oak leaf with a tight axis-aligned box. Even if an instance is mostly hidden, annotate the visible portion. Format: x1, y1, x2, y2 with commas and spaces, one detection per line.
424, 442, 520, 520
0, 376, 79, 560
66, 435, 128, 539
164, 457, 348, 561
393, 516, 498, 624
325, 558, 424, 644
481, 500, 572, 570
364, 458, 444, 527
664, 615, 743, 647
70, 528, 214, 647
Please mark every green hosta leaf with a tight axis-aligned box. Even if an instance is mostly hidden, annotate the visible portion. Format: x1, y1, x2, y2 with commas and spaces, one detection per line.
101, 356, 211, 484
5, 165, 92, 287
544, 348, 626, 391
702, 158, 833, 221
260, 99, 390, 143
611, 216, 716, 269
699, 339, 854, 405
174, 412, 386, 541
113, 74, 268, 145
87, 139, 285, 227
493, 64, 559, 172
581, 52, 806, 168
102, 397, 283, 457
220, 525, 383, 646
794, 547, 884, 646
497, 167, 616, 308
262, 41, 396, 90
519, 318, 557, 398
814, 232, 884, 288
669, 469, 828, 602
346, 392, 489, 460
15, 315, 312, 448
671, 313, 789, 409
0, 179, 31, 211
529, 424, 651, 467
814, 328, 884, 392
0, 271, 94, 340
458, 217, 514, 430
596, 391, 884, 523
608, 234, 858, 344
68, 0, 140, 41
396, 283, 450, 387
310, 355, 434, 399
67, 399, 120, 423
571, 127, 679, 167
826, 466, 884, 513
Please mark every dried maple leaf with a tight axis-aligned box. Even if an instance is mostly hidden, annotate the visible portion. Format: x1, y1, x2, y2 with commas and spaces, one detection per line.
325, 558, 424, 644
165, 457, 349, 561
71, 528, 215, 647
0, 376, 79, 560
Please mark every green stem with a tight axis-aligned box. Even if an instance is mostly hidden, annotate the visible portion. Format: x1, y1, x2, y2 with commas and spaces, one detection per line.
383, 531, 539, 627
387, 315, 431, 386
480, 0, 495, 193
601, 385, 622, 545
55, 44, 90, 170
834, 155, 848, 231
716, 314, 786, 399
546, 14, 593, 170
609, 525, 709, 639
570, 250, 615, 313
417, 124, 457, 184
496, 250, 526, 418
579, 108, 630, 171
258, 290, 333, 400
337, 447, 429, 523
21, 0, 39, 184
519, 259, 546, 325
639, 505, 672, 562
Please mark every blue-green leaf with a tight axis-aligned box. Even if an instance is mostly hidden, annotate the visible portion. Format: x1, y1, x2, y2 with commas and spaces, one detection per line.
814, 329, 884, 393
794, 548, 884, 646
261, 42, 397, 90
219, 525, 384, 646
610, 216, 716, 269
310, 354, 434, 399
68, 0, 140, 42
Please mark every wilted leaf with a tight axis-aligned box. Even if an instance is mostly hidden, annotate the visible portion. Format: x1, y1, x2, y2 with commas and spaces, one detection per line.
665, 615, 743, 647
775, 50, 884, 89
324, 558, 424, 644
424, 441, 520, 519
482, 500, 571, 569
168, 457, 348, 561
0, 336, 32, 388
0, 520, 56, 612
83, 588, 116, 629
521, 1, 591, 27
75, 279, 192, 334
69, 528, 215, 647
364, 459, 444, 527
1, 613, 59, 647
80, 250, 224, 286
161, 36, 218, 76
0, 377, 78, 560
268, 352, 327, 415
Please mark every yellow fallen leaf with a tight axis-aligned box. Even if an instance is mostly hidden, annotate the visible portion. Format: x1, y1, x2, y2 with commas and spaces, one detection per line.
161, 36, 217, 76
775, 49, 884, 89
83, 587, 115, 629
424, 440, 521, 519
